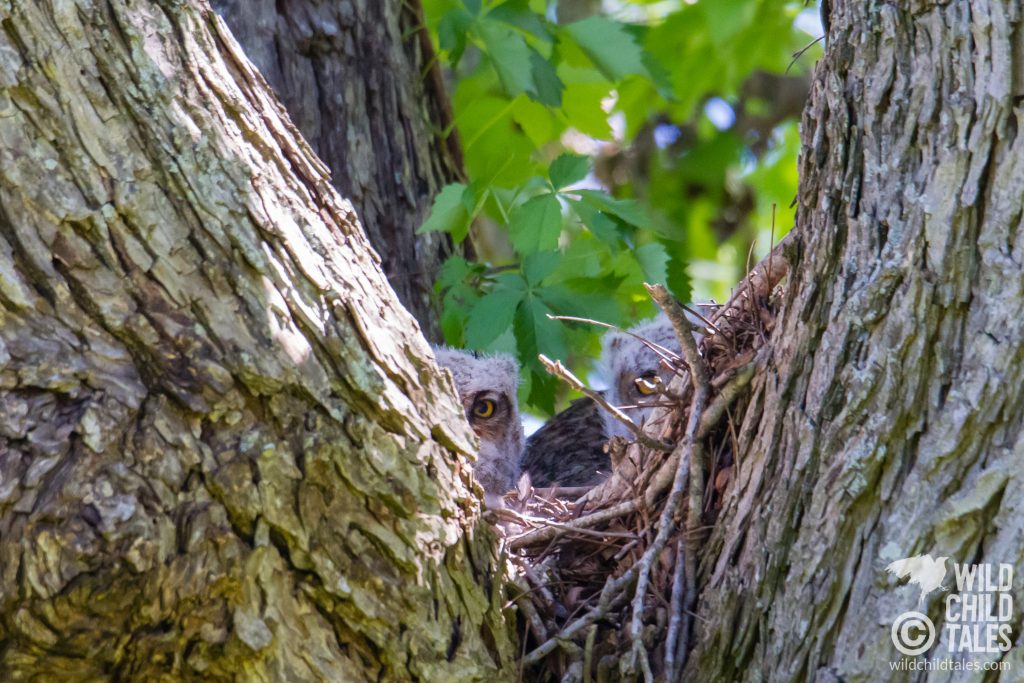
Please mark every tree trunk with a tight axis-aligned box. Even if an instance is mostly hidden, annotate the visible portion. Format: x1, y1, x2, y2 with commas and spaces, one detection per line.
210, 0, 463, 341
0, 1, 512, 680
688, 2, 1024, 680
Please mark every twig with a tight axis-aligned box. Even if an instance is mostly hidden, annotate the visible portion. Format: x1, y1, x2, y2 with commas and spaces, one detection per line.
622, 434, 702, 677
538, 354, 674, 452
645, 285, 710, 393
680, 303, 723, 336
516, 519, 638, 542
521, 561, 638, 665
547, 314, 682, 367
641, 284, 712, 677
508, 499, 639, 551
583, 624, 597, 683
500, 506, 639, 540
697, 354, 761, 435
638, 646, 655, 682
664, 538, 686, 681
511, 355, 760, 553
786, 35, 824, 74
532, 486, 593, 499
613, 538, 640, 562
708, 233, 792, 330
522, 566, 557, 609
512, 577, 550, 643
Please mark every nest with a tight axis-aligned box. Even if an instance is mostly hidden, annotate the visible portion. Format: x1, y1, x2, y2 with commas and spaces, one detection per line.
496, 237, 793, 682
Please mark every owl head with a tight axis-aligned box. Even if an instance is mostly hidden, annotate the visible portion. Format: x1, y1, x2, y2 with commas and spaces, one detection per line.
434, 347, 523, 499
600, 311, 703, 440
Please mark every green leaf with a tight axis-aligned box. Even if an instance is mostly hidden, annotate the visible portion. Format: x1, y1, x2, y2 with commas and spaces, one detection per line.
440, 303, 466, 347
700, 0, 754, 46
523, 251, 560, 286
488, 0, 552, 42
529, 49, 565, 106
418, 183, 471, 242
549, 153, 590, 189
438, 10, 472, 65
560, 82, 613, 139
509, 193, 562, 254
634, 242, 670, 284
536, 284, 620, 324
486, 326, 519, 355
440, 282, 481, 347
526, 372, 558, 415
455, 95, 535, 185
564, 17, 652, 82
547, 237, 607, 282
515, 294, 568, 367
574, 189, 651, 229
436, 255, 471, 291
465, 285, 526, 349
512, 96, 558, 148
568, 197, 622, 246
477, 22, 535, 99
663, 241, 693, 305
493, 271, 530, 293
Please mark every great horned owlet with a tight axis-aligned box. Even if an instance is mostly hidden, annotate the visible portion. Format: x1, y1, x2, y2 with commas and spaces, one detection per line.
522, 312, 704, 487
600, 312, 694, 440
434, 347, 524, 498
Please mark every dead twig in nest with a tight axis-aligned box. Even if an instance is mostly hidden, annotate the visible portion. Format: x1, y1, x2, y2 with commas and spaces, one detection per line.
512, 576, 550, 643
547, 314, 683, 371
664, 538, 687, 681
507, 357, 763, 552
538, 354, 675, 452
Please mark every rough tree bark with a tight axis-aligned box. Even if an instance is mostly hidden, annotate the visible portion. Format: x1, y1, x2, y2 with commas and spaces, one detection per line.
0, 1, 512, 680
209, 0, 463, 341
688, 2, 1024, 681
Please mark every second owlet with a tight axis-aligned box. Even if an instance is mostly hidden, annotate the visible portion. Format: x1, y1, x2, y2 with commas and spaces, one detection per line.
521, 312, 702, 487
434, 347, 524, 499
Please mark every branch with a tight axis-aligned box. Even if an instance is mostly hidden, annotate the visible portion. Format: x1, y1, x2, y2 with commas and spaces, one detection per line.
697, 353, 761, 435
629, 283, 711, 676
546, 314, 682, 367
507, 499, 639, 551
521, 551, 639, 666
538, 354, 674, 452
664, 538, 687, 680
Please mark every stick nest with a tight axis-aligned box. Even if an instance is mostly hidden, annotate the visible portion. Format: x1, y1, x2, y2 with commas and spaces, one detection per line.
496, 237, 793, 682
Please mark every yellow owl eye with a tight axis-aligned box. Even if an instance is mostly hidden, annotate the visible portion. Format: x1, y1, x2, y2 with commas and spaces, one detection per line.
635, 376, 660, 396
472, 399, 496, 418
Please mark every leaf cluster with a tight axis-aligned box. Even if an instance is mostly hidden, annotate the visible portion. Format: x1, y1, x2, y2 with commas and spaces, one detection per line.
419, 0, 819, 412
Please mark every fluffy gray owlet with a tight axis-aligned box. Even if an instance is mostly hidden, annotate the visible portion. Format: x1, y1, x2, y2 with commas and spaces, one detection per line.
600, 312, 699, 441
521, 312, 702, 487
434, 347, 524, 498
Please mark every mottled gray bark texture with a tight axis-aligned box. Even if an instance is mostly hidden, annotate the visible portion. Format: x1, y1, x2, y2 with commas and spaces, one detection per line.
0, 1, 512, 680
210, 0, 464, 341
688, 2, 1024, 681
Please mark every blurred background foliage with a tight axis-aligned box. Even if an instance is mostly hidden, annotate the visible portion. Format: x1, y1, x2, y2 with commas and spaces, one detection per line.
419, 0, 822, 414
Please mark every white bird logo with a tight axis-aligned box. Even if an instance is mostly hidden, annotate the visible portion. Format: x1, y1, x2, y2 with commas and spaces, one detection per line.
886, 554, 949, 605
